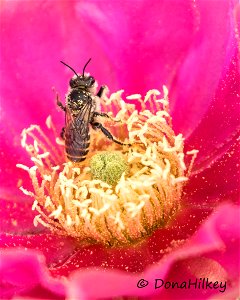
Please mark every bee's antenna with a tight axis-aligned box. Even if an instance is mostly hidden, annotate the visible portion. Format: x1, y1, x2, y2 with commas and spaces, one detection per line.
82, 58, 91, 77
60, 61, 78, 77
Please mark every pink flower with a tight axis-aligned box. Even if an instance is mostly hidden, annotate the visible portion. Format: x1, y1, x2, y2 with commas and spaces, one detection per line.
0, 1, 239, 299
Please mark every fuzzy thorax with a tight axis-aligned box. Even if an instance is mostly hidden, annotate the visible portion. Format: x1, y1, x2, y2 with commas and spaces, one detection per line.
17, 87, 198, 247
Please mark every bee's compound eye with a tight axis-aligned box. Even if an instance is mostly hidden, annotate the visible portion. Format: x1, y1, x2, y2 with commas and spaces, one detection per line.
70, 78, 78, 88
89, 76, 95, 85
70, 78, 75, 87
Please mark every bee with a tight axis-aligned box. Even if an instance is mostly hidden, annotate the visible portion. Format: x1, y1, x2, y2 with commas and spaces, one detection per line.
57, 58, 128, 163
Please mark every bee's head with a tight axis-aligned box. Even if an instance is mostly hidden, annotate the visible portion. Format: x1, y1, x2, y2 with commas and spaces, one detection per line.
69, 74, 95, 89
61, 58, 95, 89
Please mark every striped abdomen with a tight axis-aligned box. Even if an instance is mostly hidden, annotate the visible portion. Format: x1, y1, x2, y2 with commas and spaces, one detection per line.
65, 119, 90, 163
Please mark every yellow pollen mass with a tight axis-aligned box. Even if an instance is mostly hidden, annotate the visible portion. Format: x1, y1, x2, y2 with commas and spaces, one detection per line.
17, 87, 198, 247
90, 152, 128, 186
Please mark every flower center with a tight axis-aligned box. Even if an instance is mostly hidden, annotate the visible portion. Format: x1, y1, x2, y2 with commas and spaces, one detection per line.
90, 152, 129, 186
17, 87, 198, 247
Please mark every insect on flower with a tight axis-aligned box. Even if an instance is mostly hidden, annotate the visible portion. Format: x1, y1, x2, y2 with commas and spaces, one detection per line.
57, 59, 129, 162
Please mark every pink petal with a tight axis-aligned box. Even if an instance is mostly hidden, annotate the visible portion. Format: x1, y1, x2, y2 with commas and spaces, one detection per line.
210, 286, 240, 300
1, 284, 65, 300
66, 204, 240, 299
49, 204, 212, 277
235, 3, 240, 33
50, 240, 154, 278
0, 137, 33, 192
171, 0, 238, 137
0, 198, 42, 234
0, 1, 203, 151
185, 53, 240, 173
78, 1, 196, 93
0, 2, 239, 297
1, 233, 77, 269
145, 205, 213, 263
184, 139, 239, 206
0, 250, 66, 299
204, 210, 240, 279
1, 0, 238, 192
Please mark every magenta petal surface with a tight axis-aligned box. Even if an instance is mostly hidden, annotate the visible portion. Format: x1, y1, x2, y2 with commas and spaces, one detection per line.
184, 139, 240, 206
1, 233, 77, 269
0, 250, 66, 299
0, 197, 43, 234
49, 204, 212, 278
170, 0, 238, 137
2, 0, 236, 190
66, 204, 240, 299
50, 241, 154, 278
185, 53, 240, 173
0, 1, 239, 299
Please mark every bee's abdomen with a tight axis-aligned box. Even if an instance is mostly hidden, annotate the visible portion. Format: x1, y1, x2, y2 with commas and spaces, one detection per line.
65, 139, 90, 162
65, 128, 90, 162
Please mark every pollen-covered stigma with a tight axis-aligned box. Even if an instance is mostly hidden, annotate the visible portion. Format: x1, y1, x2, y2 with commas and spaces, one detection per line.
17, 87, 198, 246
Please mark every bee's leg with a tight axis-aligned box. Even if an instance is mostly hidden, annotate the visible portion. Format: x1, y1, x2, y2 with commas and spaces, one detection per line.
95, 86, 121, 122
56, 94, 66, 111
96, 85, 106, 98
91, 122, 130, 146
93, 112, 121, 122
60, 127, 65, 139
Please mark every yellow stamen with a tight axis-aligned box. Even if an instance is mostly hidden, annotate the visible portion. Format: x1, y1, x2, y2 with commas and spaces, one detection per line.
17, 87, 198, 247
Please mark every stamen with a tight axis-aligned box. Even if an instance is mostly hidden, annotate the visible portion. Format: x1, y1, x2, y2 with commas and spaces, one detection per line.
126, 94, 142, 100
17, 87, 198, 247
16, 164, 30, 172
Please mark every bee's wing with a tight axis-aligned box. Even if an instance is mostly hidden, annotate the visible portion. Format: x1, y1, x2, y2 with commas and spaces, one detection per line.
75, 101, 93, 136
65, 101, 92, 149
